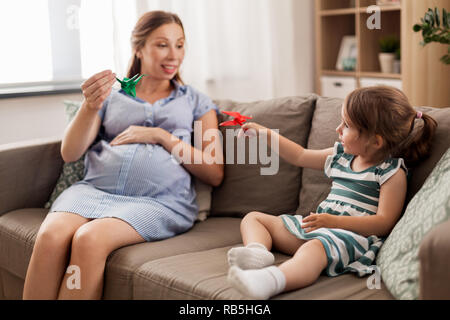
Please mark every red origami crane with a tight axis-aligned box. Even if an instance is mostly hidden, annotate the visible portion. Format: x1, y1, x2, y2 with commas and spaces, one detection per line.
219, 111, 253, 127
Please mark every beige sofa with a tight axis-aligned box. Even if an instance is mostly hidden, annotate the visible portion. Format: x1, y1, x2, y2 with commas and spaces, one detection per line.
0, 95, 449, 300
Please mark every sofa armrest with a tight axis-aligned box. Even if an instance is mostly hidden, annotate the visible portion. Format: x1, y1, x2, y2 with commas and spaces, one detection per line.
0, 138, 63, 216
419, 219, 450, 299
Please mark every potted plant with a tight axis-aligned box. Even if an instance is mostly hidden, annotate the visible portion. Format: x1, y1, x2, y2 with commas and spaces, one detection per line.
413, 8, 450, 65
393, 48, 401, 74
379, 35, 400, 73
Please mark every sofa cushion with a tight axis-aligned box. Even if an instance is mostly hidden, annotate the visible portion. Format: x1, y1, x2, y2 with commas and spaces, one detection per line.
132, 245, 393, 300
377, 147, 450, 300
103, 217, 242, 299
44, 100, 84, 209
212, 95, 316, 218
296, 97, 341, 216
406, 106, 450, 204
0, 208, 242, 299
297, 98, 450, 216
0, 209, 44, 279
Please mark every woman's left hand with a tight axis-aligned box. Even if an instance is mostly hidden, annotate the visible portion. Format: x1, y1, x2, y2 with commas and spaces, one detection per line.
302, 213, 337, 233
110, 126, 167, 146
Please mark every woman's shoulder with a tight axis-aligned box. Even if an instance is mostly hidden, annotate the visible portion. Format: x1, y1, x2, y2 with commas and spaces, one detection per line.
174, 82, 210, 101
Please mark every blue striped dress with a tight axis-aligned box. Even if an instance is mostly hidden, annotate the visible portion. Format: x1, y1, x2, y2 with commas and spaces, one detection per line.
282, 142, 407, 277
50, 80, 219, 242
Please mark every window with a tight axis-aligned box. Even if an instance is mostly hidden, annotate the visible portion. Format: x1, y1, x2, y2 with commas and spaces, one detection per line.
0, 0, 117, 97
0, 1, 53, 84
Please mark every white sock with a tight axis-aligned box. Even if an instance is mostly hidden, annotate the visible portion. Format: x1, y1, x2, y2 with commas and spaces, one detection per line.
228, 265, 286, 300
227, 242, 275, 269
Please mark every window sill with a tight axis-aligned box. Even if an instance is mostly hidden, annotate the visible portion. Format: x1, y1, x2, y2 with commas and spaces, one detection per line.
0, 81, 82, 99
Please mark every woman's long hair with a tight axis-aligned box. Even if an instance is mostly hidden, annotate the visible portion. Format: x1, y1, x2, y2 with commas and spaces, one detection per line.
127, 11, 184, 84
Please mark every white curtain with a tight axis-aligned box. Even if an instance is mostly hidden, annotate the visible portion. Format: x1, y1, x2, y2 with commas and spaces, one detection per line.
110, 0, 315, 102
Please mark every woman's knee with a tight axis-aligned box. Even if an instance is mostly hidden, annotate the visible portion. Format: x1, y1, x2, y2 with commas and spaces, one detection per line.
71, 224, 109, 260
35, 216, 78, 252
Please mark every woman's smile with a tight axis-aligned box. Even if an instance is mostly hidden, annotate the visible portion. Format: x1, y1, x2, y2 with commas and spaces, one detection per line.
161, 64, 177, 74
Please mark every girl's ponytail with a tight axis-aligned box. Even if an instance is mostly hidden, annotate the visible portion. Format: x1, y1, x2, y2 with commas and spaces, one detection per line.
397, 112, 438, 167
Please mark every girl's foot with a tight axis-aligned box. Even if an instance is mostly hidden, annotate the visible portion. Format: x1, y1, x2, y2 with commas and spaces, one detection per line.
227, 265, 286, 300
227, 242, 275, 269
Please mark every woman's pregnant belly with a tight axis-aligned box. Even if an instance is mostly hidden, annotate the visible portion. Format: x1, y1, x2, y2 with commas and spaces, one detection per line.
83, 140, 191, 197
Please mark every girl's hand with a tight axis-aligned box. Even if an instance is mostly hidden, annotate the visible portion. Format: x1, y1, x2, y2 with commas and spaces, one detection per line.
81, 70, 116, 111
110, 126, 167, 146
238, 122, 267, 138
302, 213, 337, 233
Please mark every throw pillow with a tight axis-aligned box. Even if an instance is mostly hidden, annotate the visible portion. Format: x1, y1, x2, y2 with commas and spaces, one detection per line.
296, 96, 342, 216
377, 147, 450, 300
44, 101, 85, 209
211, 95, 316, 218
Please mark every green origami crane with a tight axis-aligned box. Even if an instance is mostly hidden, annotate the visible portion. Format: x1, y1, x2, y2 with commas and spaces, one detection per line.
116, 74, 146, 97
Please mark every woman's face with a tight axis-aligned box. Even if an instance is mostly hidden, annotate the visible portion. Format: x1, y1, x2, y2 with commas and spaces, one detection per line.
137, 23, 185, 81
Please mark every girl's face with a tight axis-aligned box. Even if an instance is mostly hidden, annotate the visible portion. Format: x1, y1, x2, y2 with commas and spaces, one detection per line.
137, 23, 185, 81
336, 103, 368, 156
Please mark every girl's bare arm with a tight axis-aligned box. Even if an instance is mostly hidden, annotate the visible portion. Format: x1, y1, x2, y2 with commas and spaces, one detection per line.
241, 122, 333, 170
332, 169, 407, 237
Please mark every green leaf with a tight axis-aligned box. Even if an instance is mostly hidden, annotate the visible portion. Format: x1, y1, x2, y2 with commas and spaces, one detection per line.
427, 9, 435, 27
440, 53, 450, 65
413, 24, 422, 32
444, 9, 448, 27
435, 8, 440, 26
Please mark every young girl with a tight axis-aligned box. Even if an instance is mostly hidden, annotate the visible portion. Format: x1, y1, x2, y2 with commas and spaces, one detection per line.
227, 86, 437, 299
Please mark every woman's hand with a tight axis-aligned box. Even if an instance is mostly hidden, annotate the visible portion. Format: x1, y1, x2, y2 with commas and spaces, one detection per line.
238, 122, 268, 138
302, 213, 337, 233
81, 70, 116, 111
110, 126, 168, 146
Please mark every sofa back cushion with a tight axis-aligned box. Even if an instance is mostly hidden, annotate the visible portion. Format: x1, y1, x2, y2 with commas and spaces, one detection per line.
406, 106, 450, 204
296, 97, 342, 216
211, 95, 316, 218
297, 97, 450, 217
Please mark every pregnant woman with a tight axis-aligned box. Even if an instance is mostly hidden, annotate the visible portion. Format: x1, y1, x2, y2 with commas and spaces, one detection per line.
23, 11, 223, 300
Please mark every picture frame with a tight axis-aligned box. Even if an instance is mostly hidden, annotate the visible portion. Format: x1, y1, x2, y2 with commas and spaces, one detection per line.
336, 36, 357, 71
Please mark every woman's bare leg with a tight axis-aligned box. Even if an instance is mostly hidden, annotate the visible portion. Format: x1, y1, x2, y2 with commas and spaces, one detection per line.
57, 217, 145, 300
23, 212, 91, 300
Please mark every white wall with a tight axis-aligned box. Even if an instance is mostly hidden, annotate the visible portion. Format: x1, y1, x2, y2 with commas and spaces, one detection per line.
0, 1, 316, 146
270, 0, 315, 97
0, 93, 83, 145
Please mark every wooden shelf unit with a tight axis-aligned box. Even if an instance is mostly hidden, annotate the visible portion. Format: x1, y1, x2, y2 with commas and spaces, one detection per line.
315, 0, 450, 108
316, 0, 402, 93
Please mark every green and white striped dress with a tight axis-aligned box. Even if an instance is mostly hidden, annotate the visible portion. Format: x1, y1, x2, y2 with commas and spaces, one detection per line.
281, 142, 407, 277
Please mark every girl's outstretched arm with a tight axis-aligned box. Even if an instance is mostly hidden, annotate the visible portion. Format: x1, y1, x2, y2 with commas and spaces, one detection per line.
241, 122, 333, 170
